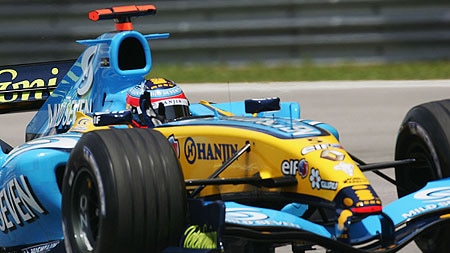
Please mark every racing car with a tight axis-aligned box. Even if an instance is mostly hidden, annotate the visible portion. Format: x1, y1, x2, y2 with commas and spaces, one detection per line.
0, 4, 450, 253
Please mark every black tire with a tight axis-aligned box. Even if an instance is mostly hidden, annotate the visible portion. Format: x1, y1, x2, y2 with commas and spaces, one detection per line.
62, 128, 187, 253
395, 99, 450, 253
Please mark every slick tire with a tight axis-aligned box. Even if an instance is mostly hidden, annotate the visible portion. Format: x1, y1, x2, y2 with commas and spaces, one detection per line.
62, 128, 187, 253
395, 99, 450, 253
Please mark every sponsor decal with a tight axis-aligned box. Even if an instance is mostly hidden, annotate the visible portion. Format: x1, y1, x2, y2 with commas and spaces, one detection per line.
321, 149, 345, 161
47, 99, 93, 129
226, 207, 301, 229
76, 46, 96, 96
80, 146, 106, 217
414, 186, 450, 202
0, 175, 46, 233
401, 203, 447, 219
334, 162, 354, 176
301, 143, 341, 155
254, 119, 319, 136
401, 187, 450, 219
310, 169, 321, 189
70, 117, 92, 133
281, 159, 308, 178
168, 135, 180, 158
47, 46, 97, 130
68, 116, 92, 133
0, 57, 72, 104
229, 117, 321, 137
184, 137, 238, 164
150, 84, 182, 97
343, 177, 367, 184
152, 98, 189, 108
22, 241, 60, 253
0, 67, 61, 103
309, 168, 338, 191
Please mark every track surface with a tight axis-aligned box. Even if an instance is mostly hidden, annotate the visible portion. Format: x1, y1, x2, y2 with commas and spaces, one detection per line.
1, 80, 450, 252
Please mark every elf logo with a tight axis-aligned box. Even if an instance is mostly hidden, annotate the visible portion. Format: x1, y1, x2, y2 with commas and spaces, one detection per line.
281, 159, 308, 178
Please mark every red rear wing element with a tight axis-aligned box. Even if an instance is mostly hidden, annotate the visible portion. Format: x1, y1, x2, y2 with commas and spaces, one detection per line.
88, 4, 157, 31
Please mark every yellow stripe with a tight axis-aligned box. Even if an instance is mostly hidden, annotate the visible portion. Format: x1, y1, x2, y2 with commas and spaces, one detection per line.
199, 100, 235, 116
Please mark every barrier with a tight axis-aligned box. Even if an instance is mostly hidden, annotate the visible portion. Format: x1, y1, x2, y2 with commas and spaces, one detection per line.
1, 0, 449, 65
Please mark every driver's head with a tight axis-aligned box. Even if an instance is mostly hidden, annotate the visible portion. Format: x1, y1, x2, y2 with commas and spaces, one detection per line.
126, 77, 190, 127
145, 77, 190, 121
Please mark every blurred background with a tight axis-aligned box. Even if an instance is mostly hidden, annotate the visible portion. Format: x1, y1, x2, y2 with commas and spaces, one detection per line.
0, 0, 449, 67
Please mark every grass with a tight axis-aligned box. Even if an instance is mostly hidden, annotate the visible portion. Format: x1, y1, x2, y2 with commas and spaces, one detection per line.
149, 60, 450, 83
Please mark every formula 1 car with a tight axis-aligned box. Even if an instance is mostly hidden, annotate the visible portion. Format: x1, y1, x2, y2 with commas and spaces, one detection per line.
0, 4, 450, 253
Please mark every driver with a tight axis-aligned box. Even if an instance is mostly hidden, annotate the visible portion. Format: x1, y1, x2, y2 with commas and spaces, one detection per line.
126, 77, 190, 128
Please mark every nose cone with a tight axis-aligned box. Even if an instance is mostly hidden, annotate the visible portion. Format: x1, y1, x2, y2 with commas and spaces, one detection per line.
334, 184, 382, 214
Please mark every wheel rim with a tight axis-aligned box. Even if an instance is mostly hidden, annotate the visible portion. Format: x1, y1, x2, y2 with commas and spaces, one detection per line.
409, 149, 435, 188
401, 136, 442, 251
397, 133, 438, 198
71, 169, 100, 252
410, 140, 439, 185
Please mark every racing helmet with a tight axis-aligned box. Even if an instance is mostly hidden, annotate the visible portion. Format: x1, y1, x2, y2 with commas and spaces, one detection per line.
145, 77, 190, 121
126, 77, 190, 126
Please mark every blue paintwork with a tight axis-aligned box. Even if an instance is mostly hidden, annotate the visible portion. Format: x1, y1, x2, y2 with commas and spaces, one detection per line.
26, 31, 169, 140
2, 9, 450, 252
163, 116, 326, 139
217, 178, 450, 249
2, 28, 169, 249
188, 101, 340, 139
225, 201, 333, 238
0, 133, 80, 247
384, 177, 450, 225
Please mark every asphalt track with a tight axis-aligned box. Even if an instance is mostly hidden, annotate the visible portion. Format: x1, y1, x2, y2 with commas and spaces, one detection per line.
1, 80, 450, 252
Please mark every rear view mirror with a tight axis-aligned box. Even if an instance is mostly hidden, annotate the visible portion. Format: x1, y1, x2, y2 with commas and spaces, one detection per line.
245, 97, 281, 114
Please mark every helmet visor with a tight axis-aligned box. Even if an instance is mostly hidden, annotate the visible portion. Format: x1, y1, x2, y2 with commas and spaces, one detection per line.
164, 105, 190, 120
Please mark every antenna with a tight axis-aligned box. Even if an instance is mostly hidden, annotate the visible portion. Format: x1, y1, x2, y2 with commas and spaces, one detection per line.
88, 5, 157, 31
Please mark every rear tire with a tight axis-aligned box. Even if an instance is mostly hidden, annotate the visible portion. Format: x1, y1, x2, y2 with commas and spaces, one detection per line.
395, 99, 450, 253
62, 128, 187, 253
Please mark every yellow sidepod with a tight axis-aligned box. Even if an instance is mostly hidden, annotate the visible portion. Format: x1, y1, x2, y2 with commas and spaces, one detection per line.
156, 124, 371, 202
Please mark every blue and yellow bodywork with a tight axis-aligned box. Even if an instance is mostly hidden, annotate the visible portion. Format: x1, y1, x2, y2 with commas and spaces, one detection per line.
0, 4, 450, 253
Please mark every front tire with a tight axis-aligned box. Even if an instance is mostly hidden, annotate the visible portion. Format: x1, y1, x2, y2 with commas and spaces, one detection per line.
395, 99, 450, 253
62, 128, 187, 253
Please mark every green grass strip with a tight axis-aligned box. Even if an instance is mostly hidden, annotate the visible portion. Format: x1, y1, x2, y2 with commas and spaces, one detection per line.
149, 60, 450, 83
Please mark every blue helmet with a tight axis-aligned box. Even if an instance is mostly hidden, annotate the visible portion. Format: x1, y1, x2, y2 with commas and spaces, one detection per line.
126, 77, 190, 126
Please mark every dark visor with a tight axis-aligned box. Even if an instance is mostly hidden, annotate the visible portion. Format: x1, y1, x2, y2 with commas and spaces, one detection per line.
163, 105, 190, 120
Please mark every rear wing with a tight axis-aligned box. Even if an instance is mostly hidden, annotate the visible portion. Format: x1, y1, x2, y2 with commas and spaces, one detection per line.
0, 60, 74, 114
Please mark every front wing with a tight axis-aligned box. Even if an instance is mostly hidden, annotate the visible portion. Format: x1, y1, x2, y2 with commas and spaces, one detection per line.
165, 177, 450, 252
